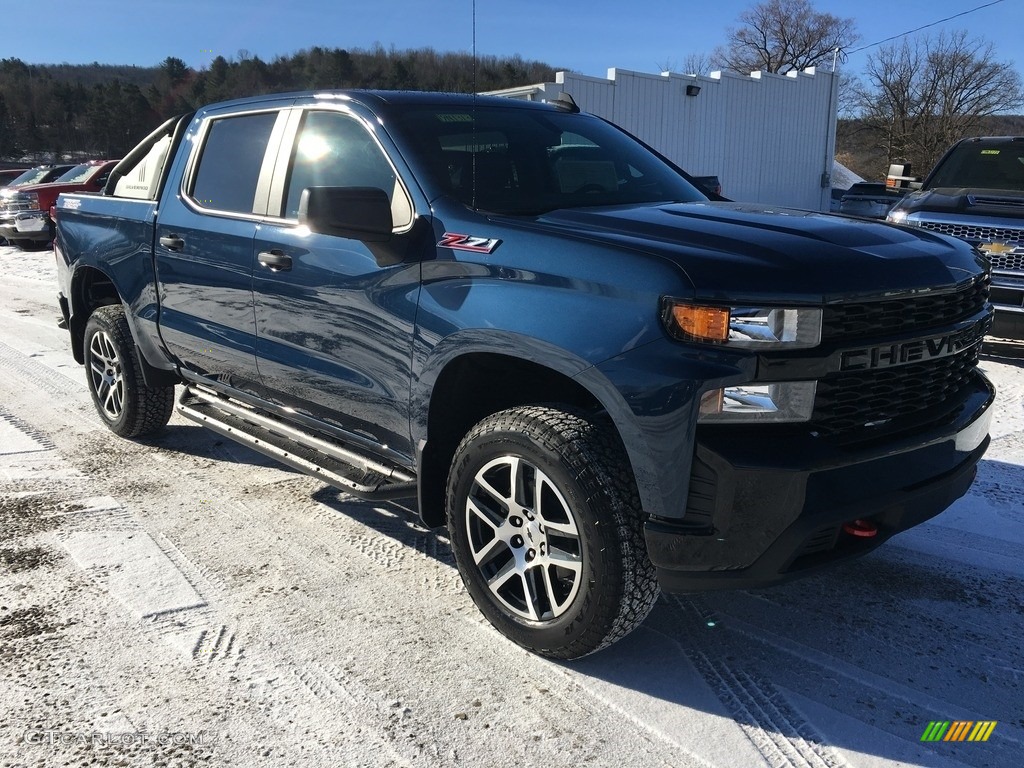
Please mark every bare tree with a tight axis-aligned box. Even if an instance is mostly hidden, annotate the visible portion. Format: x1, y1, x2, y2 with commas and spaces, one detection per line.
682, 53, 715, 76
857, 30, 1024, 175
657, 53, 714, 76
715, 0, 858, 74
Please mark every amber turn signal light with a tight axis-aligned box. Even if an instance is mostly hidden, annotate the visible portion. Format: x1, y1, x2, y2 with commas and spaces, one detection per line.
668, 303, 729, 343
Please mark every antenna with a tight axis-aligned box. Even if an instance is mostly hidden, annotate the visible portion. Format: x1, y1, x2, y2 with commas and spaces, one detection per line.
472, 0, 478, 210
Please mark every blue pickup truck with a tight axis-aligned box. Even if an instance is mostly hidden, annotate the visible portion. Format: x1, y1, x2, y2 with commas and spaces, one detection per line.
54, 91, 995, 658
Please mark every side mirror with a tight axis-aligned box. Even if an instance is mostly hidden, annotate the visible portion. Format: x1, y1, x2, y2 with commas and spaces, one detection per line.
298, 186, 393, 242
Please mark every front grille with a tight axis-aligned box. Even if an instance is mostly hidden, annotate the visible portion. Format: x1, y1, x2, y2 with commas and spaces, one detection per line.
821, 275, 989, 340
811, 347, 979, 435
917, 220, 1024, 272
984, 248, 1024, 272
919, 220, 1024, 243
0, 201, 36, 214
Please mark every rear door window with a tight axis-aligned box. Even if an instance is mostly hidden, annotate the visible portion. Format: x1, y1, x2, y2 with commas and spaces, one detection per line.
189, 112, 278, 214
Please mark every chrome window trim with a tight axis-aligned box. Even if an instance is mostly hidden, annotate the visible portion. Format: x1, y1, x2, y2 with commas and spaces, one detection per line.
180, 107, 290, 222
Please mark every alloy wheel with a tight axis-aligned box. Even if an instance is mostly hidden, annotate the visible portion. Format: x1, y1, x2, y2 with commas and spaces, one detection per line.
464, 455, 583, 621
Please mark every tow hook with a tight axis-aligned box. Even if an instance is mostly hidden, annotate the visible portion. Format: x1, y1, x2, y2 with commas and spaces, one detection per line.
842, 519, 879, 538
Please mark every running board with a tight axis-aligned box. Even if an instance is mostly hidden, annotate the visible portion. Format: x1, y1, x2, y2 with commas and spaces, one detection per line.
176, 386, 417, 501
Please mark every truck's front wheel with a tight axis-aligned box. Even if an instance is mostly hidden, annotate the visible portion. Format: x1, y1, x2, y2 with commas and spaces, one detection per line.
83, 305, 174, 438
446, 405, 660, 659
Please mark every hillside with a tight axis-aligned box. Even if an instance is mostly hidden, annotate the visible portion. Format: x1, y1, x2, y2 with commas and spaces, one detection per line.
0, 47, 557, 160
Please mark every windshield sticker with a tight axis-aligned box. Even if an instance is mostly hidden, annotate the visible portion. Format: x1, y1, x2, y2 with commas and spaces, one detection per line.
437, 113, 474, 123
438, 232, 502, 253
980, 149, 1000, 155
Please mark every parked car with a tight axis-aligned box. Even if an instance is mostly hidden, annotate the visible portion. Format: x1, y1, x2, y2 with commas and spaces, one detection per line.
55, 92, 993, 659
839, 183, 907, 219
2, 164, 75, 189
887, 136, 1024, 338
691, 174, 723, 198
0, 160, 116, 248
828, 187, 846, 212
0, 169, 30, 187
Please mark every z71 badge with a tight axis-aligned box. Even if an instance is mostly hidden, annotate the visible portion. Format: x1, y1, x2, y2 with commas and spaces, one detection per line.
437, 233, 502, 253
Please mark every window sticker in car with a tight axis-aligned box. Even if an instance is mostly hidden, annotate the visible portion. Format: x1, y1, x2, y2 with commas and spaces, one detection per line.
437, 113, 474, 123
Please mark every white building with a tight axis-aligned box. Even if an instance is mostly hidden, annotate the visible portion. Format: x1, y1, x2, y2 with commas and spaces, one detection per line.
488, 67, 840, 212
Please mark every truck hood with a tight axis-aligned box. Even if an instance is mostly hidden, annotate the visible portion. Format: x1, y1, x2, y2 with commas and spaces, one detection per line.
892, 187, 1024, 219
527, 202, 986, 303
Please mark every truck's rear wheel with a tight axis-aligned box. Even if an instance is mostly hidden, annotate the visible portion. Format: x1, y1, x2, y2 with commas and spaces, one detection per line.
83, 305, 174, 437
446, 405, 660, 659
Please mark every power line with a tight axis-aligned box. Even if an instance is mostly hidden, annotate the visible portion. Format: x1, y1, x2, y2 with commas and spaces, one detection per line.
847, 0, 1005, 54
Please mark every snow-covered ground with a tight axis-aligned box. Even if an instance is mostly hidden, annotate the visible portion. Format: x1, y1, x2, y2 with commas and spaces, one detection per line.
1, 242, 1021, 767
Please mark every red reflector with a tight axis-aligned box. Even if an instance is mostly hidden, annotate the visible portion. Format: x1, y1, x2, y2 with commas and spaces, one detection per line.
842, 519, 878, 538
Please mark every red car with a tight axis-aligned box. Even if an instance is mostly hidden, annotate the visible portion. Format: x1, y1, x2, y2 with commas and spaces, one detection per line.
0, 160, 116, 248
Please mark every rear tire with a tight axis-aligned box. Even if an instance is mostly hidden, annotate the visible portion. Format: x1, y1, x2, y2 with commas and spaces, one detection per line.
83, 305, 174, 437
446, 405, 660, 659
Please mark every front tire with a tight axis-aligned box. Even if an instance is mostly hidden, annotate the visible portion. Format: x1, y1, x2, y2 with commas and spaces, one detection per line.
446, 405, 660, 659
83, 305, 174, 437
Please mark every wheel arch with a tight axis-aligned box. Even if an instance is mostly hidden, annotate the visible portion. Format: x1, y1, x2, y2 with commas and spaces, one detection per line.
67, 265, 121, 364
414, 334, 660, 528
68, 264, 180, 388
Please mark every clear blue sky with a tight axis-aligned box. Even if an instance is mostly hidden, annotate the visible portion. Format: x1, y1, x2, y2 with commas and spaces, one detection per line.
12, 0, 1023, 85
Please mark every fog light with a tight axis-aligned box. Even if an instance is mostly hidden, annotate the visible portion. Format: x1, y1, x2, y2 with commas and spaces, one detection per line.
698, 381, 816, 423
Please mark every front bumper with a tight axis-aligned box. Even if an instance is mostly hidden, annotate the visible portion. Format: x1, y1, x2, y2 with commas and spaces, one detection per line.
0, 212, 52, 241
645, 370, 994, 591
990, 272, 1024, 338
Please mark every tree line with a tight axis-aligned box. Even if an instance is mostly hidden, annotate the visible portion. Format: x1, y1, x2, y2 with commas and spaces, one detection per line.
0, 46, 557, 161
3, 0, 1022, 181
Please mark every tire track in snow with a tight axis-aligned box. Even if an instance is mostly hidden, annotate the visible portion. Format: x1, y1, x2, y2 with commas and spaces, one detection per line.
0, 408, 57, 452
667, 595, 850, 768
0, 339, 84, 401
664, 586, 1024, 768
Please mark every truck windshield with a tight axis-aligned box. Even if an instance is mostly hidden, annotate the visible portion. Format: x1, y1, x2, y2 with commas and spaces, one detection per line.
389, 105, 704, 215
927, 142, 1024, 192
55, 164, 99, 184
8, 168, 55, 186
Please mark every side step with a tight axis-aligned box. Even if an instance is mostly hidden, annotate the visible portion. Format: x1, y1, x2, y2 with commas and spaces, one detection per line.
176, 385, 417, 501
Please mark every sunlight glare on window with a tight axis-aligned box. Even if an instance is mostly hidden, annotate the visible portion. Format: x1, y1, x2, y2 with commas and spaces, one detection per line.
298, 133, 331, 162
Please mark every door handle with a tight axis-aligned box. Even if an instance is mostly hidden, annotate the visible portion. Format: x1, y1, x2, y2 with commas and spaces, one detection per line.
258, 250, 292, 271
159, 234, 185, 251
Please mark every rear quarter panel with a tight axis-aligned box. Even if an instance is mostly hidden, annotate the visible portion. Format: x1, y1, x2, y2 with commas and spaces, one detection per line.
56, 193, 168, 366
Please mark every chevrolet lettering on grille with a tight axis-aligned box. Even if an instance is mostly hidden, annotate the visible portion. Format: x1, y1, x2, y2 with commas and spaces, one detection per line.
840, 320, 988, 371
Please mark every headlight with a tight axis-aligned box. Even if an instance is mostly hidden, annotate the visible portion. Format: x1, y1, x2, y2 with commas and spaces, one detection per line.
698, 381, 817, 423
662, 300, 822, 349
15, 193, 40, 211
886, 208, 909, 224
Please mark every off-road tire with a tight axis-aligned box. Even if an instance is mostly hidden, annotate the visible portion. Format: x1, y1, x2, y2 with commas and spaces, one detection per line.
447, 405, 660, 659
83, 305, 174, 438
